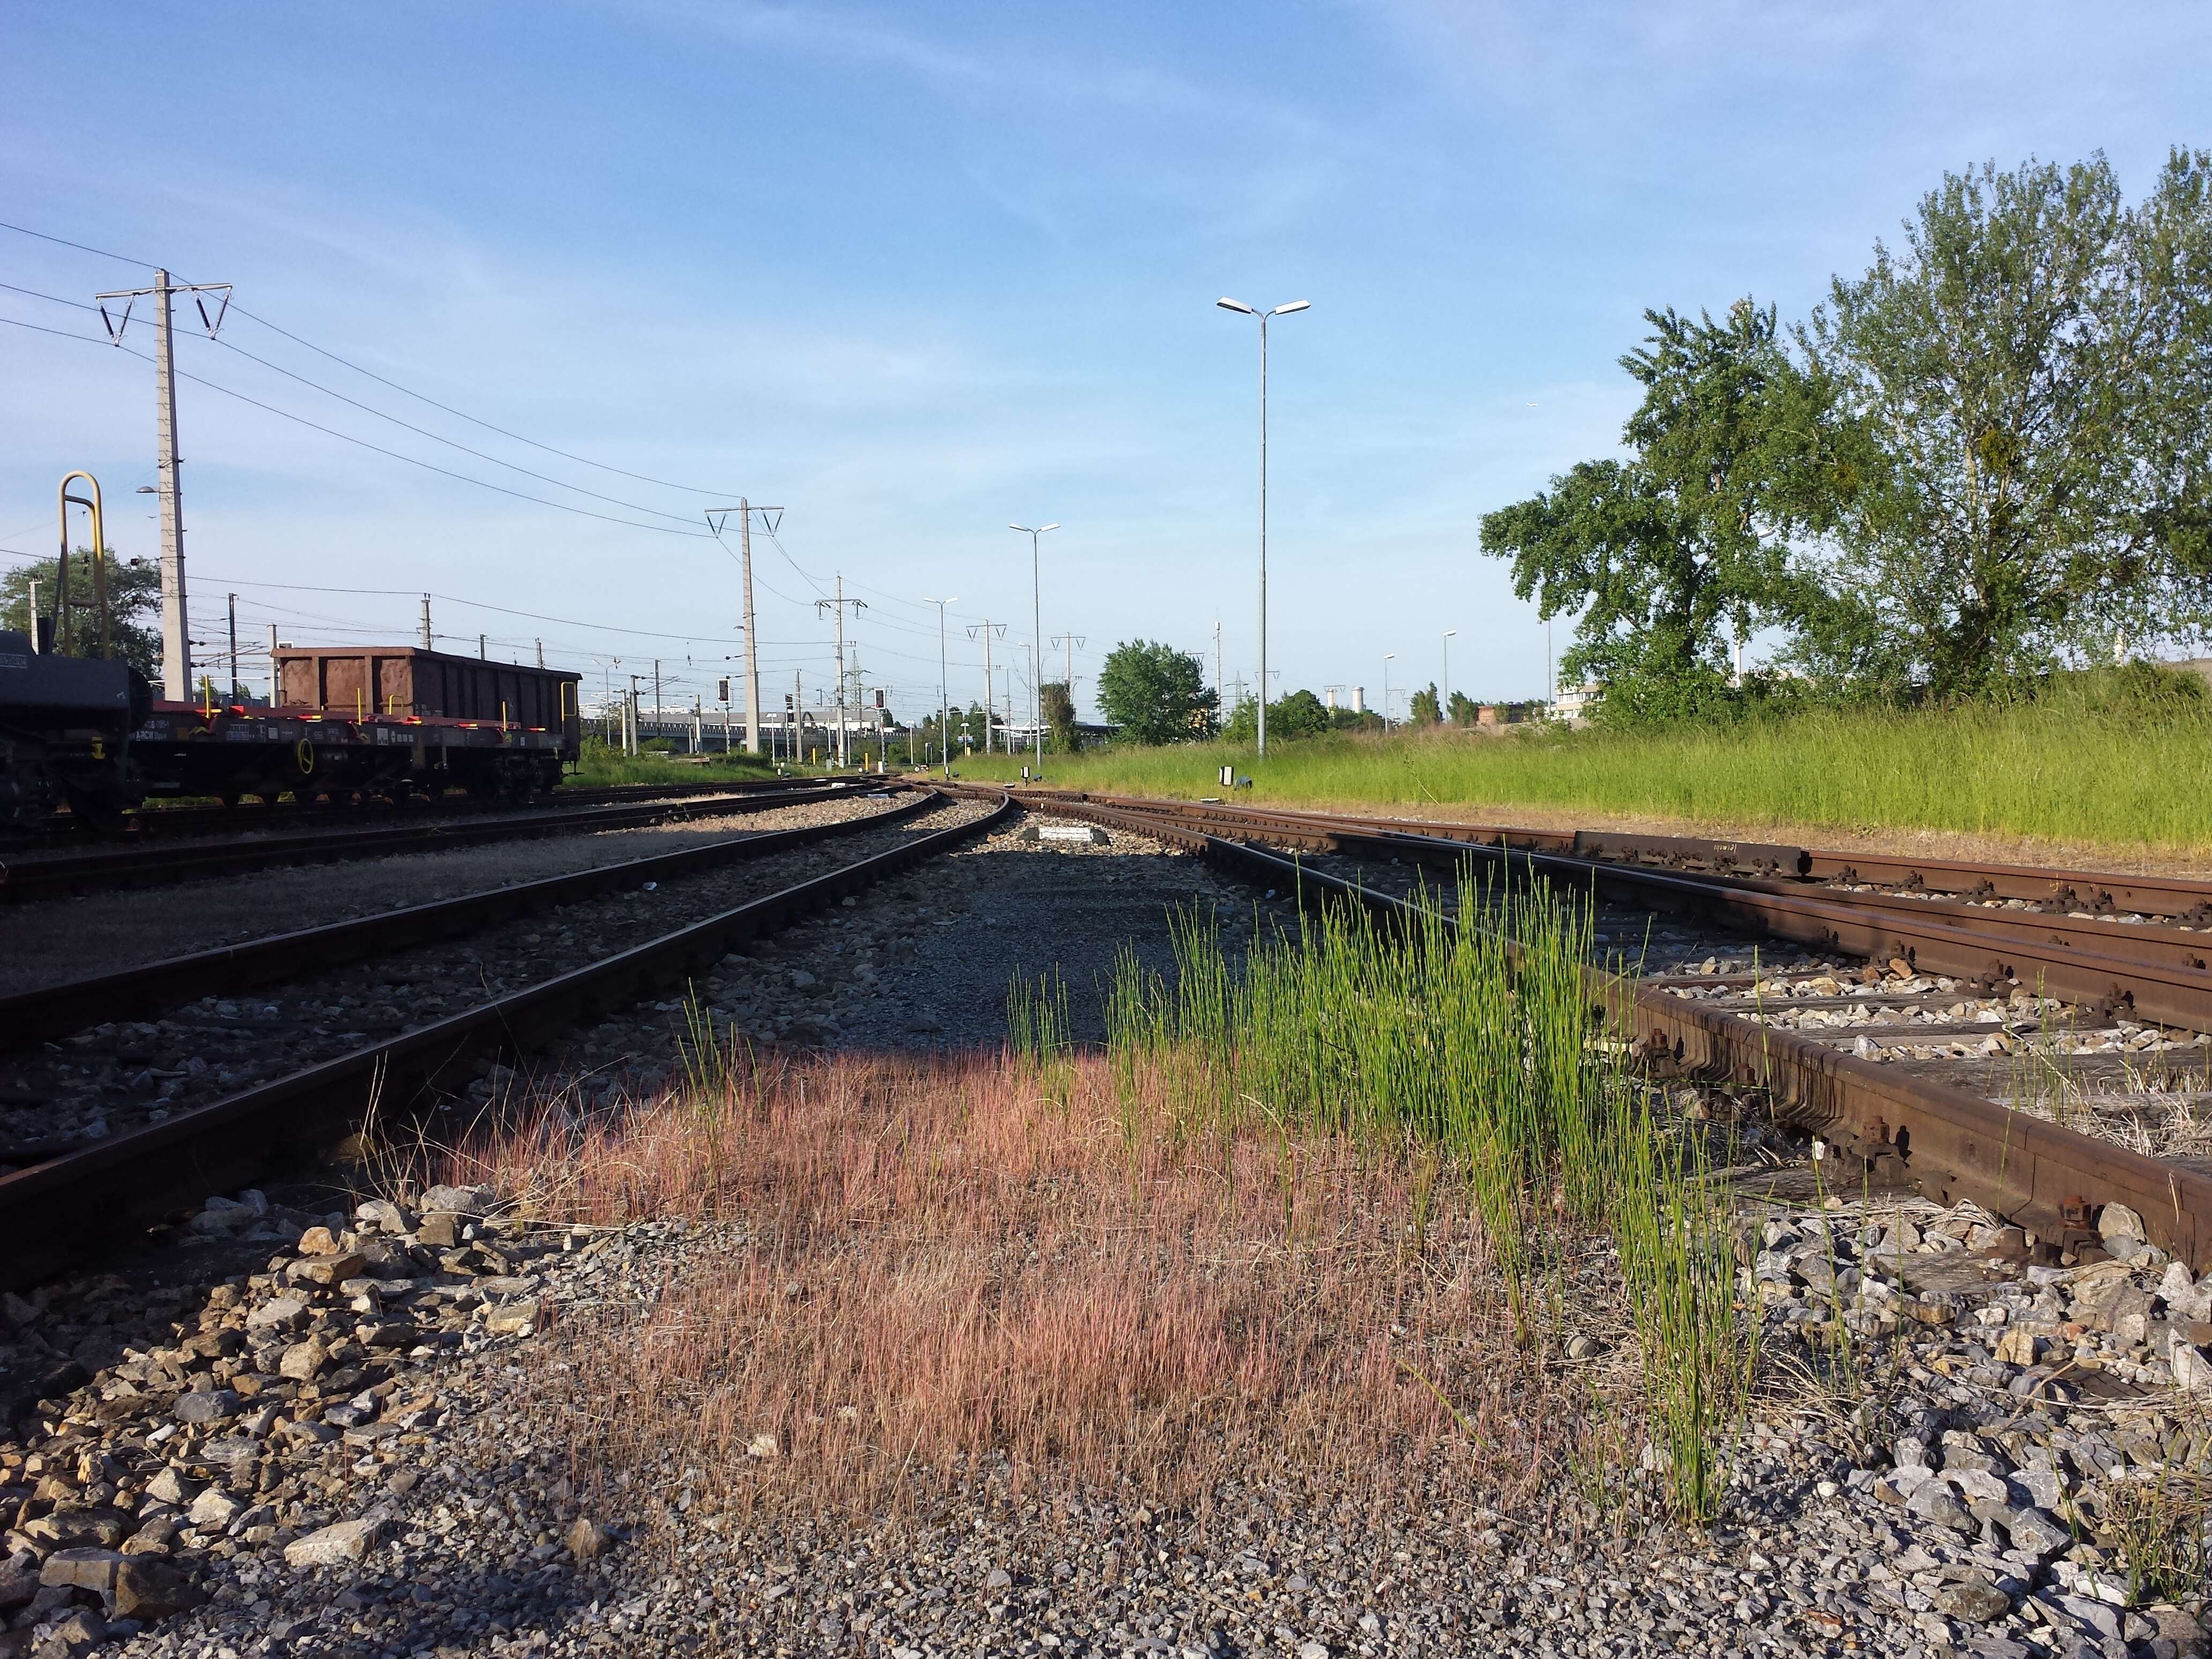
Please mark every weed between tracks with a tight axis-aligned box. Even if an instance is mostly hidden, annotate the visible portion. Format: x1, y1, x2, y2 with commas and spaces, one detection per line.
450, 880, 1754, 1530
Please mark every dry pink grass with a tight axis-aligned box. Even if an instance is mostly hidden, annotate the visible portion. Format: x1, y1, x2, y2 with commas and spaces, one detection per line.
448, 1047, 1600, 1520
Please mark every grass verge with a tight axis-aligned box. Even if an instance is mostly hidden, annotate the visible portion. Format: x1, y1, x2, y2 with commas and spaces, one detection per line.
952, 684, 2212, 855
564, 736, 790, 789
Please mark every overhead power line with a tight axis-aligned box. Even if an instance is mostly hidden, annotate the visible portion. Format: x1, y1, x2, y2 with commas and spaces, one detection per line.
0, 314, 714, 539
2, 218, 751, 500
223, 303, 750, 498
0, 220, 158, 270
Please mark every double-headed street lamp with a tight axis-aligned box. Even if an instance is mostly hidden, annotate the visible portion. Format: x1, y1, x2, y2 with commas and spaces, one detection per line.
1215, 296, 1309, 760
1010, 522, 1058, 768
924, 596, 958, 775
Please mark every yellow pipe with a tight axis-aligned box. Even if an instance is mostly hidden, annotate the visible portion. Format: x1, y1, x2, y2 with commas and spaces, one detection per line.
54, 472, 107, 658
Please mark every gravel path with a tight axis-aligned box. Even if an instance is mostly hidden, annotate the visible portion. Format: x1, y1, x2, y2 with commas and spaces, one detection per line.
4, 1182, 2206, 1659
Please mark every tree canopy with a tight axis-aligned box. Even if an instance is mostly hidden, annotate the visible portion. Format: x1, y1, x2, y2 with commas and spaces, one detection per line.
1481, 298, 1833, 723
1481, 147, 2212, 721
1799, 150, 2212, 696
0, 550, 161, 677
1095, 640, 1218, 744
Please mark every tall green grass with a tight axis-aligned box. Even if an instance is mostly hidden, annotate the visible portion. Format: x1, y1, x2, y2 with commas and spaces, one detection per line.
1090, 874, 1753, 1521
956, 681, 2212, 853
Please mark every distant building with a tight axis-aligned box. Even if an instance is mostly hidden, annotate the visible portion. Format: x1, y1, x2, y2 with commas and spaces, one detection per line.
1548, 682, 1601, 722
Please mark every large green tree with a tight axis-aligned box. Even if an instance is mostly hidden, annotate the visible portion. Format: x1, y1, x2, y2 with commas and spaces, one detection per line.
1, 550, 161, 676
1480, 300, 1836, 723
1799, 150, 2212, 695
1095, 640, 1219, 744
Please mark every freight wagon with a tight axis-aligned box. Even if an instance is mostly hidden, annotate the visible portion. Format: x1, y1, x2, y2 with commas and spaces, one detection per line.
131, 646, 582, 807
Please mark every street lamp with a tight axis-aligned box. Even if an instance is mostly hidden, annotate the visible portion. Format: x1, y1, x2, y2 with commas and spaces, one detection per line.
1443, 630, 1458, 725
1215, 296, 1309, 760
924, 596, 958, 775
1009, 524, 1058, 769
1383, 653, 1396, 732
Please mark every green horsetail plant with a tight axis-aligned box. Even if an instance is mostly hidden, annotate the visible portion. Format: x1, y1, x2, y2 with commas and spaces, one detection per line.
1599, 1079, 1754, 1523
1006, 966, 1075, 1109
1103, 860, 1755, 1524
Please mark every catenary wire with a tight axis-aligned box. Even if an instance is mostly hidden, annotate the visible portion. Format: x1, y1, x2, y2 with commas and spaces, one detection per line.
0, 315, 716, 539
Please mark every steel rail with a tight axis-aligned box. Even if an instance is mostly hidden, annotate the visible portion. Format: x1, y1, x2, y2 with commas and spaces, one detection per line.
1010, 787, 2212, 919
1008, 789, 2212, 1034
0, 788, 928, 1051
0, 780, 871, 902
0, 791, 1013, 1291
990, 789, 2212, 1274
93, 775, 827, 840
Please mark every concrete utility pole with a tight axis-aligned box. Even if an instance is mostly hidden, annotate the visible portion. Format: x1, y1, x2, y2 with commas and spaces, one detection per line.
268, 625, 279, 704
652, 660, 661, 739
1213, 621, 1223, 712
420, 595, 432, 649
967, 619, 1006, 753
816, 576, 866, 768
479, 633, 487, 661
536, 638, 544, 669
226, 593, 239, 701
1443, 629, 1458, 723
627, 675, 641, 755
707, 502, 779, 756
98, 268, 231, 700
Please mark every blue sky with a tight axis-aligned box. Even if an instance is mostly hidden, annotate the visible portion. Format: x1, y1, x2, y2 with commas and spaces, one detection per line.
3, 2, 2207, 722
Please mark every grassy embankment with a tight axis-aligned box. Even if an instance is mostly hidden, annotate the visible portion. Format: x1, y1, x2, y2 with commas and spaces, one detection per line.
954, 687, 2212, 855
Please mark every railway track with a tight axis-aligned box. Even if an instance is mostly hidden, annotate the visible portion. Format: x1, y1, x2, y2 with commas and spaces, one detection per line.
91, 775, 819, 841
0, 789, 1011, 1288
0, 778, 876, 903
970, 787, 2212, 1276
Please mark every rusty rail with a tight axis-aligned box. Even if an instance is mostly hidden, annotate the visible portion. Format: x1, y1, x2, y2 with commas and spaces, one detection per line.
0, 788, 927, 1050
989, 788, 2212, 1274
0, 791, 1012, 1290
0, 779, 873, 902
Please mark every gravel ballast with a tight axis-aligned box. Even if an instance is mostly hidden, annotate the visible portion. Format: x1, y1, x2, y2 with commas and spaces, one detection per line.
5, 806, 2209, 1659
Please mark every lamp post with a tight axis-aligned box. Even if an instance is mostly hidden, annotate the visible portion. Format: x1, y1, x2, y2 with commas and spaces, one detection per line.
1215, 296, 1309, 760
1442, 629, 1458, 725
1009, 524, 1058, 769
1383, 653, 1396, 732
925, 596, 958, 775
